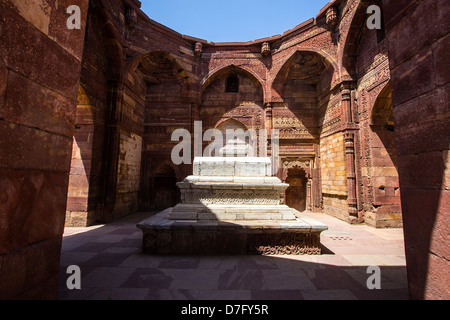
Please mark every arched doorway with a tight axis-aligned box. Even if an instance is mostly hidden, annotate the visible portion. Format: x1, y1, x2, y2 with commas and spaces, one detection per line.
285, 167, 308, 212
153, 164, 180, 211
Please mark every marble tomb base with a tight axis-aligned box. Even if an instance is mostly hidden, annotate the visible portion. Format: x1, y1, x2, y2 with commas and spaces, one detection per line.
138, 157, 328, 255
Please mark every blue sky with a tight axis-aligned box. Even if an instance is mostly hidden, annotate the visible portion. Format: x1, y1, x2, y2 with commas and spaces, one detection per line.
140, 0, 331, 42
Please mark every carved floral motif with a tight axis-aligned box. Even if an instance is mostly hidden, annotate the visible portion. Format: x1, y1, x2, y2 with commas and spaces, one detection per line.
181, 189, 281, 205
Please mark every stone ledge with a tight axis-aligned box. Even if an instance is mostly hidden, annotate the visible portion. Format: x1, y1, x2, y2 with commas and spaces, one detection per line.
137, 209, 328, 255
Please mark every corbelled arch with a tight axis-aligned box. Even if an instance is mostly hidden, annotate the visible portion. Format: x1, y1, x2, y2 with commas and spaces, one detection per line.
200, 64, 266, 102
271, 49, 336, 100
128, 51, 191, 97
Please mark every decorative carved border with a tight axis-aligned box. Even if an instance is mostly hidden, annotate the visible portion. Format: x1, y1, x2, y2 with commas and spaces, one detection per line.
248, 233, 322, 255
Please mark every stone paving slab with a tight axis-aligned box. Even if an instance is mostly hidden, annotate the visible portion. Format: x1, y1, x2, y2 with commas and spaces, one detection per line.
57, 211, 409, 300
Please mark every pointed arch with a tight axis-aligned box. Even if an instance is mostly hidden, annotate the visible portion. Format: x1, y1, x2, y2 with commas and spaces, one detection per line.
340, 0, 385, 80
371, 81, 393, 126
215, 117, 248, 131
271, 50, 335, 100
133, 51, 190, 85
200, 64, 266, 102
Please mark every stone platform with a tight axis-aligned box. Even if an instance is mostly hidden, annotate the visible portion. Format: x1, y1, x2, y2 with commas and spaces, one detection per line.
138, 208, 328, 255
138, 157, 328, 255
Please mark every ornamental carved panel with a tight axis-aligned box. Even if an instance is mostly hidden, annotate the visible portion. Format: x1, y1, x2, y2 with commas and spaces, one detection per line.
182, 189, 281, 205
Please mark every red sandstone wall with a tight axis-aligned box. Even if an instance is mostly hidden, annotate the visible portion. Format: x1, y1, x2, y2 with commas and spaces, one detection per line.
382, 0, 449, 300
0, 0, 448, 300
354, 15, 401, 227
0, 0, 88, 299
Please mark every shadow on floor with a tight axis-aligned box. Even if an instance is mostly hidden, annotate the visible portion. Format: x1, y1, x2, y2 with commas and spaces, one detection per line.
57, 212, 408, 300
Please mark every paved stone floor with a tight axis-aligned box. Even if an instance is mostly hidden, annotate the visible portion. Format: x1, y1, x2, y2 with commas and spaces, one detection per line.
57, 211, 409, 300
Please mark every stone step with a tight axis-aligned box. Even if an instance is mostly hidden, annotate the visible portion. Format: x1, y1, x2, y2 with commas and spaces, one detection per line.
168, 204, 298, 221
137, 208, 328, 255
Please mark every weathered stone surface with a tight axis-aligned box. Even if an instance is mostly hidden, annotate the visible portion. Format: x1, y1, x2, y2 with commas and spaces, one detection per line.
384, 0, 449, 300
3, 71, 76, 137
0, 120, 73, 172
0, 0, 87, 300
138, 209, 327, 255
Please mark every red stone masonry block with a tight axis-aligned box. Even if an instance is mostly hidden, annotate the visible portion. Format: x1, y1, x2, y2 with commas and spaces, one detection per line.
66, 197, 88, 212
393, 83, 449, 156
432, 33, 450, 87
3, 71, 76, 138
382, 0, 418, 34
0, 120, 73, 172
48, 0, 89, 62
390, 47, 435, 107
0, 1, 82, 101
428, 189, 450, 260
0, 169, 69, 255
386, 0, 449, 69
0, 63, 6, 109
397, 152, 446, 190
425, 251, 450, 299
0, 236, 62, 299
400, 188, 442, 251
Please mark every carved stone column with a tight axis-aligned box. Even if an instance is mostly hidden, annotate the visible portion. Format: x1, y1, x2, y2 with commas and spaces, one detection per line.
306, 172, 312, 211
341, 84, 360, 222
264, 103, 273, 158
344, 131, 358, 220
341, 84, 353, 124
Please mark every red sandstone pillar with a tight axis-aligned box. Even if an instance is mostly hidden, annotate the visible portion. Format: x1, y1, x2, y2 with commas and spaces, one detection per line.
341, 84, 360, 222
306, 171, 312, 211
344, 131, 358, 220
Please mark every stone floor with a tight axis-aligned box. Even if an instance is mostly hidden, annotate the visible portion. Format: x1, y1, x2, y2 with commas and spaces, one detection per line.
57, 211, 409, 300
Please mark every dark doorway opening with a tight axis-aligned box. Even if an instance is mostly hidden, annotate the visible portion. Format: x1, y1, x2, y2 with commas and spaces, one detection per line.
285, 167, 308, 212
153, 164, 180, 212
